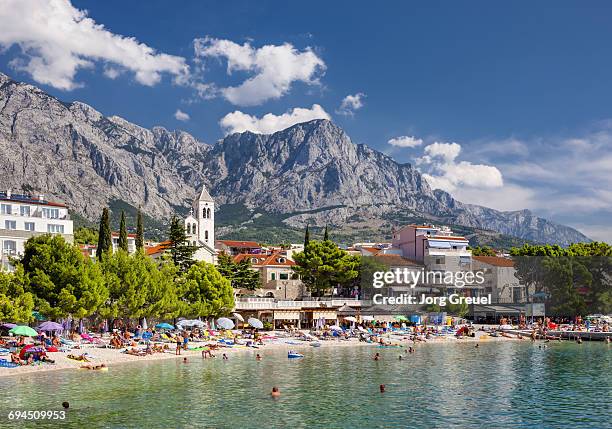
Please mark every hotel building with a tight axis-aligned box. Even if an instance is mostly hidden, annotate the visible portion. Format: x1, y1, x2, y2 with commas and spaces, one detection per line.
0, 190, 74, 270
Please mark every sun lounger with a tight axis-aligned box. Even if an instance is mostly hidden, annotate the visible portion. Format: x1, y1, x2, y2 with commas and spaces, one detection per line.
0, 359, 20, 368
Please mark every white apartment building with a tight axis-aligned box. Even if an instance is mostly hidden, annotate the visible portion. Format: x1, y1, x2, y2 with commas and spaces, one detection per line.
0, 191, 74, 270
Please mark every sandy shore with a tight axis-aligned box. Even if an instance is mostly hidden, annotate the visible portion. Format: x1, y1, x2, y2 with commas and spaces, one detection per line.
0, 331, 515, 378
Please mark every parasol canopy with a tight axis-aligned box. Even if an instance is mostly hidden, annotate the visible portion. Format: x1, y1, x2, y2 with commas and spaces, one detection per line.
232, 312, 244, 322
216, 318, 235, 330
9, 325, 38, 337
155, 323, 175, 330
343, 316, 357, 322
362, 316, 375, 322
1, 323, 17, 329
38, 321, 63, 331
247, 318, 264, 329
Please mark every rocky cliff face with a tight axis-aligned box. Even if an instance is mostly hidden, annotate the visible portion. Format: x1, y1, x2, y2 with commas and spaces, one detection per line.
0, 72, 209, 219
0, 72, 590, 245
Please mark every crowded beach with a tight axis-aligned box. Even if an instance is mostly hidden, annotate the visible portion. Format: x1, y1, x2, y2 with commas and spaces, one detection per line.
2, 313, 610, 378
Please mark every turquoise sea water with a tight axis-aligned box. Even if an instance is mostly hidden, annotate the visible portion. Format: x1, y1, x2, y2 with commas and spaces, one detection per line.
0, 341, 610, 429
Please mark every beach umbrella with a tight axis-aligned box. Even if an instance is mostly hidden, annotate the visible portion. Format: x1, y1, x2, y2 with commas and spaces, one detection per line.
217, 318, 235, 330
344, 316, 357, 322
38, 321, 63, 331
155, 323, 175, 330
78, 319, 84, 334
248, 318, 264, 329
362, 316, 375, 321
394, 315, 409, 322
9, 325, 38, 337
20, 345, 46, 359
330, 325, 342, 331
1, 323, 17, 329
233, 312, 244, 322
177, 319, 204, 328
63, 318, 72, 332
142, 318, 148, 330
103, 319, 109, 333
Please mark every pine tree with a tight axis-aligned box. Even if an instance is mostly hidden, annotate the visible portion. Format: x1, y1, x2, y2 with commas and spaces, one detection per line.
168, 215, 197, 272
323, 224, 329, 241
136, 207, 144, 251
96, 208, 112, 261
118, 210, 128, 252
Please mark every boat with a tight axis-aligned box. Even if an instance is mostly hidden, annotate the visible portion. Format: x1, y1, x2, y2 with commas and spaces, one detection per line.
288, 352, 304, 358
310, 342, 321, 347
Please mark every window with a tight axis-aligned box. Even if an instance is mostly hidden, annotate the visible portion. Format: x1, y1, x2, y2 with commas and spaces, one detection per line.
42, 208, 59, 219
202, 208, 207, 219
47, 224, 64, 233
207, 208, 211, 218
0, 204, 11, 215
20, 205, 31, 217
3, 240, 16, 255
280, 273, 289, 280
271, 272, 276, 280
24, 222, 35, 231
186, 224, 191, 234
205, 230, 208, 241
4, 220, 16, 230
192, 224, 197, 234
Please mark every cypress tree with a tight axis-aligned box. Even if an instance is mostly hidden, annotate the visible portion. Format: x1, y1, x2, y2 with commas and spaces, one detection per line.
136, 207, 144, 251
304, 225, 310, 249
323, 224, 329, 241
118, 210, 128, 252
96, 208, 112, 261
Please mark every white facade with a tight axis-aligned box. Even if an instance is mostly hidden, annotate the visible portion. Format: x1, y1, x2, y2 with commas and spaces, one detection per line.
184, 186, 216, 264
0, 191, 74, 270
111, 233, 137, 254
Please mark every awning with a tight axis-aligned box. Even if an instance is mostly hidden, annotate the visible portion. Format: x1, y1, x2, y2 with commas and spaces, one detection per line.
428, 241, 452, 249
274, 310, 300, 320
313, 311, 337, 320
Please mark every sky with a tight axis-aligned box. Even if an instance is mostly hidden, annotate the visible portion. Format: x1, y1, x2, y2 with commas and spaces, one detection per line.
1, 0, 612, 242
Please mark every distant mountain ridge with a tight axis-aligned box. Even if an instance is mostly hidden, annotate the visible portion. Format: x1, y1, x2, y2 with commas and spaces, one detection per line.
0, 72, 590, 246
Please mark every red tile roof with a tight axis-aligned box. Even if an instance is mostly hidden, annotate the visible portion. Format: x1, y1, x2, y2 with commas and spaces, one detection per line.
146, 240, 171, 256
233, 252, 295, 267
473, 256, 515, 267
217, 240, 261, 248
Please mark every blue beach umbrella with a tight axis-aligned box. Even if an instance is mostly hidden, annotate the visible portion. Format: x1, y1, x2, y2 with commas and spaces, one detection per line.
155, 323, 175, 330
38, 321, 63, 332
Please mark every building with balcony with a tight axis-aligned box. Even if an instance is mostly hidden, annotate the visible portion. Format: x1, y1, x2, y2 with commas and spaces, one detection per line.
234, 252, 305, 300
391, 224, 472, 271
0, 190, 73, 270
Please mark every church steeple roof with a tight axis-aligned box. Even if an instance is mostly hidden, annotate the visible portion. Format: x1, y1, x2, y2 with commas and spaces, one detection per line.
197, 185, 214, 202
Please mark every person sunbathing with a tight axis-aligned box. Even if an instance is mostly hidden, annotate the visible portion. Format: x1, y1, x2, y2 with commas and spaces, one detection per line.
80, 363, 107, 370
67, 354, 89, 362
10, 352, 25, 365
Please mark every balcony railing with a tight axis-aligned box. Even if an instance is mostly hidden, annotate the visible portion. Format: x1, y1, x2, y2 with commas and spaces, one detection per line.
234, 297, 364, 311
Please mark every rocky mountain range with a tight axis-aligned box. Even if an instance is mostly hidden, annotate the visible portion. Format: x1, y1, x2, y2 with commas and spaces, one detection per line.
0, 72, 590, 246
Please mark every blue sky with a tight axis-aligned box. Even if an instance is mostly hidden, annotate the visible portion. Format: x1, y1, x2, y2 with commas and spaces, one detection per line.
1, 0, 612, 241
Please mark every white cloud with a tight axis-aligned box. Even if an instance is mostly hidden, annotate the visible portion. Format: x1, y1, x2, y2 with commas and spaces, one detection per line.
194, 37, 326, 106
336, 93, 365, 116
0, 0, 188, 90
174, 109, 190, 122
417, 142, 503, 192
387, 136, 423, 148
220, 104, 330, 135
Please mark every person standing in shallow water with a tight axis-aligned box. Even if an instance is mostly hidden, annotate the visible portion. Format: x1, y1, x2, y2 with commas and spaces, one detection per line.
175, 334, 183, 355
271, 387, 280, 398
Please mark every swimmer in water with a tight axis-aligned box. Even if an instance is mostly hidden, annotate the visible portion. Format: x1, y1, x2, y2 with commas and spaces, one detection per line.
183, 357, 188, 363
373, 352, 380, 361
62, 402, 69, 410
379, 384, 386, 393
398, 355, 403, 361
256, 354, 262, 361
223, 353, 228, 360
271, 387, 280, 398
475, 344, 479, 348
